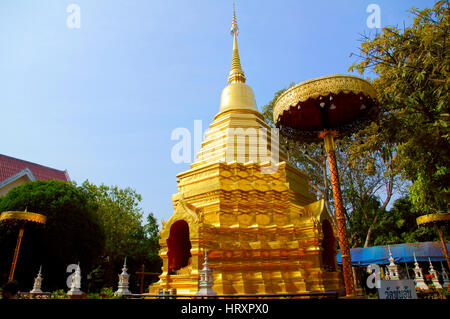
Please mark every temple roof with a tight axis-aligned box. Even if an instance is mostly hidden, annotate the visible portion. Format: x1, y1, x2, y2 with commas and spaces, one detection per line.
0, 154, 70, 187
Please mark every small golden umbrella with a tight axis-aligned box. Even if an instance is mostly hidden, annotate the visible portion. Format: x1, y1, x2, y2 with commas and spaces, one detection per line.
416, 213, 450, 269
0, 209, 46, 281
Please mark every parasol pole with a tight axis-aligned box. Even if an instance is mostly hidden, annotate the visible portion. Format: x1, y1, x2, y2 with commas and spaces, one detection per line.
437, 226, 450, 270
1, 210, 46, 282
416, 213, 450, 270
321, 130, 355, 296
8, 224, 25, 281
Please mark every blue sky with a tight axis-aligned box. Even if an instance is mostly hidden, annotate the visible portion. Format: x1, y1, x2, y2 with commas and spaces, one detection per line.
0, 0, 435, 224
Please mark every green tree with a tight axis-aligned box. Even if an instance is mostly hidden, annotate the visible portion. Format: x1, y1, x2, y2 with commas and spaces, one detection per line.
341, 133, 404, 247
349, 0, 450, 213
77, 180, 161, 292
370, 197, 447, 245
78, 181, 145, 261
0, 180, 105, 291
347, 195, 383, 248
142, 213, 162, 264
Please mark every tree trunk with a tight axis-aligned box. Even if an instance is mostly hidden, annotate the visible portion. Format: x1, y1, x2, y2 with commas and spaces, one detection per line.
363, 176, 394, 248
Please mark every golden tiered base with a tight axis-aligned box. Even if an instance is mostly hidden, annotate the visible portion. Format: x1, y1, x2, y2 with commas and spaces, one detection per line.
149, 161, 342, 295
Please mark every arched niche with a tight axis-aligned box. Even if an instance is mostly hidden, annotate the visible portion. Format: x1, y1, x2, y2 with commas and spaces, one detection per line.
167, 220, 192, 274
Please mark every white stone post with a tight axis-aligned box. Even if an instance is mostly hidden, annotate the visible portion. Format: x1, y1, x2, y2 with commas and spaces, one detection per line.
196, 249, 217, 297
115, 257, 132, 296
413, 253, 428, 291
428, 258, 442, 289
386, 245, 400, 280
30, 266, 43, 294
440, 262, 449, 288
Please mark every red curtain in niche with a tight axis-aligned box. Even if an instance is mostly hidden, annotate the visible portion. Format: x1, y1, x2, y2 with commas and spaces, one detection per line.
167, 220, 192, 274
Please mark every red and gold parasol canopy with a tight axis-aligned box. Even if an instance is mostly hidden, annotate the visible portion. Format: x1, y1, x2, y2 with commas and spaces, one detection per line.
273, 74, 378, 143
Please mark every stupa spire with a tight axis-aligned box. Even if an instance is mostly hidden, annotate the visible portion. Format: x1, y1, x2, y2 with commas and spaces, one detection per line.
228, 4, 246, 84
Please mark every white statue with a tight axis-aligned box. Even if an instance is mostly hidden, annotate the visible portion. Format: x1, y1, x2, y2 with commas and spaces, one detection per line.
115, 257, 132, 296
413, 252, 428, 291
196, 249, 217, 297
67, 263, 83, 296
30, 266, 43, 294
428, 258, 442, 289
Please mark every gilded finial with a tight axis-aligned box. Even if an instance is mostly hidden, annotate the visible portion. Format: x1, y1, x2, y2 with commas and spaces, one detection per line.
230, 3, 239, 35
228, 3, 246, 84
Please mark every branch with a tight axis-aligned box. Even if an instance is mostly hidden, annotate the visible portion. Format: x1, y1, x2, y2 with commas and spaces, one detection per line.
363, 174, 394, 248
309, 182, 325, 197
379, 175, 394, 212
302, 150, 326, 170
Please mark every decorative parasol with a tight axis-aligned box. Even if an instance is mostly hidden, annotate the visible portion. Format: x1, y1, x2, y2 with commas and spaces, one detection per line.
0, 209, 46, 281
274, 75, 378, 144
417, 213, 450, 269
273, 74, 379, 296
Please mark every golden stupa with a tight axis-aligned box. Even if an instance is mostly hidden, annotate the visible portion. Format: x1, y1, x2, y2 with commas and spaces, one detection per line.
149, 9, 343, 296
